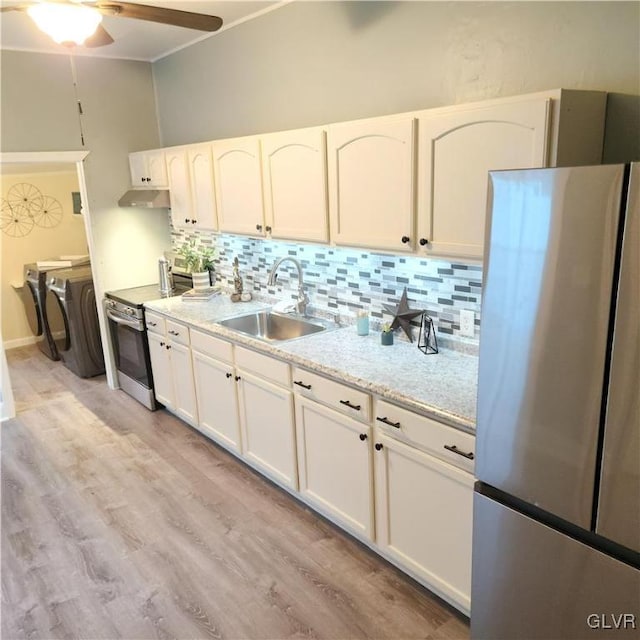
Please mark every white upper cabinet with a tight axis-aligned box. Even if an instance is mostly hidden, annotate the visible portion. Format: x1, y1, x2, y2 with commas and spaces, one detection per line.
416, 89, 606, 260
187, 144, 217, 231
328, 116, 416, 252
129, 149, 168, 187
212, 136, 265, 236
165, 147, 193, 229
261, 127, 329, 243
417, 97, 551, 259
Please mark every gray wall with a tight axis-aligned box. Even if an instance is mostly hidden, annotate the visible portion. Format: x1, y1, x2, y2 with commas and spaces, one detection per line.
1, 50, 171, 291
154, 1, 640, 152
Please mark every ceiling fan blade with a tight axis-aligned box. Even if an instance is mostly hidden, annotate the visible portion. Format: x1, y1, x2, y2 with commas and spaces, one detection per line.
84, 23, 114, 47
95, 2, 223, 32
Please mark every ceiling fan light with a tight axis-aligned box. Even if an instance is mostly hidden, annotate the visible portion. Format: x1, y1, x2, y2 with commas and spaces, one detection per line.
27, 2, 103, 46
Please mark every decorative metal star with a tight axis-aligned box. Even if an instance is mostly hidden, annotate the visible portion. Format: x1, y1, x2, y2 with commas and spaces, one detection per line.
383, 287, 425, 343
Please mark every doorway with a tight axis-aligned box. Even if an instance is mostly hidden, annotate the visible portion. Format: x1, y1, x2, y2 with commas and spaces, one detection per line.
1, 150, 91, 421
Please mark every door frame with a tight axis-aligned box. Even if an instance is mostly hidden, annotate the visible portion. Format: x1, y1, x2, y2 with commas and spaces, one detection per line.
0, 150, 101, 421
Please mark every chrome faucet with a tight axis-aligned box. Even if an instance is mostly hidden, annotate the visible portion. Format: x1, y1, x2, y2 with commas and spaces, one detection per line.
267, 257, 309, 316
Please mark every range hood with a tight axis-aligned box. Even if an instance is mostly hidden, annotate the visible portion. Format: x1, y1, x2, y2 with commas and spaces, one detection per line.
118, 189, 171, 208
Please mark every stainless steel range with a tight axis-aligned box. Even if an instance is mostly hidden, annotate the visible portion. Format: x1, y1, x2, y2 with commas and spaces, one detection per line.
104, 268, 192, 410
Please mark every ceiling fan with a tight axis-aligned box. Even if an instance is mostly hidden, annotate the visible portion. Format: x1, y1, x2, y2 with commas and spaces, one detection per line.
1, 0, 223, 48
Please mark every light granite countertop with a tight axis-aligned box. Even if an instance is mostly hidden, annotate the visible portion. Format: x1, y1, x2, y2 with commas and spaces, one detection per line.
145, 294, 478, 433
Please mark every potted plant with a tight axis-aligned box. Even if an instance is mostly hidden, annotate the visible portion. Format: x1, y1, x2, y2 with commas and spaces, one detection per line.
380, 322, 394, 346
178, 241, 216, 290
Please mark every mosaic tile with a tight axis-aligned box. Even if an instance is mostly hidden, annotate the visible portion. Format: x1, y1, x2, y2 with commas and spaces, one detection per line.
170, 222, 483, 344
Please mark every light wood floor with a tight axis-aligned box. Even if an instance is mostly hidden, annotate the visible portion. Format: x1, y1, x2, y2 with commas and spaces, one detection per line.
2, 345, 470, 640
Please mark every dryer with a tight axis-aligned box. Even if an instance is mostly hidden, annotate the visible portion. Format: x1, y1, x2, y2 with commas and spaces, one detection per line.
46, 266, 105, 378
22, 264, 60, 360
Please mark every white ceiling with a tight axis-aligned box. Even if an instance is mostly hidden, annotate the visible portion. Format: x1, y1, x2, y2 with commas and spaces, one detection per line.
0, 1, 284, 62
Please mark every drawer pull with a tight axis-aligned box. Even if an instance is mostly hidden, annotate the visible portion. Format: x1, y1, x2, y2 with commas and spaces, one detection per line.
376, 416, 401, 429
160, 341, 165, 347
147, 321, 157, 327
444, 444, 475, 460
225, 372, 233, 379
294, 380, 312, 390
375, 443, 383, 451
340, 399, 361, 411
235, 375, 241, 382
359, 433, 368, 441
168, 330, 179, 336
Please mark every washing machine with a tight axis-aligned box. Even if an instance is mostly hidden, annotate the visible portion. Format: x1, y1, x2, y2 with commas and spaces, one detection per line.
46, 266, 105, 378
22, 264, 61, 360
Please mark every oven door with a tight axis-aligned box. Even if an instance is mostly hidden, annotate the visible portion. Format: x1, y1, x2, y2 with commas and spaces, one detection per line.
105, 308, 157, 409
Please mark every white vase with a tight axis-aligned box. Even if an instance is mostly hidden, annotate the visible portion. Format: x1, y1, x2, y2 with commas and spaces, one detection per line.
192, 271, 210, 291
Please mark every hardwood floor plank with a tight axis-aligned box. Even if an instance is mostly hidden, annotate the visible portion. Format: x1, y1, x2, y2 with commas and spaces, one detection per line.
2, 345, 470, 639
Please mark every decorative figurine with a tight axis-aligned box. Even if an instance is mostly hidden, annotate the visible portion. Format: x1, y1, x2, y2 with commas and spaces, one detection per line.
382, 287, 425, 342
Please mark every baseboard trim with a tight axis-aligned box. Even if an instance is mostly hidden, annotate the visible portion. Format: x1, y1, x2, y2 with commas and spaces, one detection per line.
3, 335, 39, 350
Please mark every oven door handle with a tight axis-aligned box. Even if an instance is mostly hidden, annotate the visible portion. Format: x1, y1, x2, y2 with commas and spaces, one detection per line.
105, 309, 144, 331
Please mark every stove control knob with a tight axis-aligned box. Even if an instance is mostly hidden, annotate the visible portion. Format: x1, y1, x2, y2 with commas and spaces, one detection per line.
107, 300, 116, 309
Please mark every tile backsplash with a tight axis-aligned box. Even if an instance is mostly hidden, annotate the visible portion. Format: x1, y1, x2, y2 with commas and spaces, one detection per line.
171, 224, 482, 348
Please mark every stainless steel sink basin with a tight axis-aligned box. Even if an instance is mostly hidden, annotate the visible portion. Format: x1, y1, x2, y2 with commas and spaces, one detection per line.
218, 310, 327, 342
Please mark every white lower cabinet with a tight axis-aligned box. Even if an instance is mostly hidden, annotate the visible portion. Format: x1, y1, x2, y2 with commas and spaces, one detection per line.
147, 321, 198, 426
373, 431, 474, 614
145, 318, 475, 615
237, 369, 297, 490
233, 347, 297, 490
295, 395, 374, 541
191, 350, 241, 453
147, 331, 173, 407
170, 342, 198, 425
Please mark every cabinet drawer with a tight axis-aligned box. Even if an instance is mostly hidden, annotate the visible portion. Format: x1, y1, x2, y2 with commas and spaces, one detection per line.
235, 346, 290, 387
374, 398, 475, 473
291, 367, 371, 423
166, 320, 190, 346
190, 329, 233, 363
144, 311, 165, 335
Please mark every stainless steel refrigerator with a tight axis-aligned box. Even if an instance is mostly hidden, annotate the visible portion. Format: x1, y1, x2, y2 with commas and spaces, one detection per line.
472, 163, 639, 639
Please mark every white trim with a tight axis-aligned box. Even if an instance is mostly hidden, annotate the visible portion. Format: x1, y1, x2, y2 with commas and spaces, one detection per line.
151, 0, 294, 62
1, 341, 16, 421
1, 149, 118, 399
0, 151, 89, 164
0, 44, 153, 63
3, 336, 40, 350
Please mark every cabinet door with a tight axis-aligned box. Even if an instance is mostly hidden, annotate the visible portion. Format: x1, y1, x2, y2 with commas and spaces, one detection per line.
166, 147, 193, 229
328, 116, 415, 252
188, 144, 217, 230
237, 370, 296, 489
170, 341, 198, 426
213, 137, 265, 235
192, 350, 241, 453
147, 331, 173, 409
261, 128, 328, 242
295, 395, 374, 540
129, 151, 148, 186
146, 150, 168, 187
374, 433, 474, 614
417, 98, 551, 259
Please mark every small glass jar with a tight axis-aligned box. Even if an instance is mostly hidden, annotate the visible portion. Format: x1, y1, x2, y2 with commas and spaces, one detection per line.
356, 310, 370, 336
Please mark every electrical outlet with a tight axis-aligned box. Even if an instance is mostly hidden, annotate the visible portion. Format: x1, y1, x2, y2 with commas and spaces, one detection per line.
459, 310, 475, 338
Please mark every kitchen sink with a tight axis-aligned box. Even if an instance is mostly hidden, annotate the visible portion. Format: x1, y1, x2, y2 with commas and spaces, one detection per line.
217, 310, 328, 342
